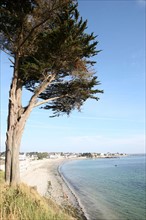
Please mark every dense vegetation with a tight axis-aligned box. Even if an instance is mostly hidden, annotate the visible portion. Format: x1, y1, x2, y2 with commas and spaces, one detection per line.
80, 153, 93, 158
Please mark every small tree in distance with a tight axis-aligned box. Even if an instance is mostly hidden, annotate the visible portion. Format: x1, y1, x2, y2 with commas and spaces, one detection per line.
0, 0, 103, 185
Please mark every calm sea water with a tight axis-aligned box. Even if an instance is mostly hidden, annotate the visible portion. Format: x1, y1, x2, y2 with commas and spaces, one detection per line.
60, 155, 146, 220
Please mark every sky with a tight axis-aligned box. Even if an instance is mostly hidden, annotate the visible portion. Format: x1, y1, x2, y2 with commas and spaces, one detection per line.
0, 0, 145, 154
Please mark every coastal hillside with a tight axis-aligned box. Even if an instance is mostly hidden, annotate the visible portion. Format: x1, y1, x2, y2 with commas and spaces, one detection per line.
0, 171, 76, 220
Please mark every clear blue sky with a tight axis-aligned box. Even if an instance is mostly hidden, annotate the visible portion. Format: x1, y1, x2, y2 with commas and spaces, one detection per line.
0, 0, 145, 154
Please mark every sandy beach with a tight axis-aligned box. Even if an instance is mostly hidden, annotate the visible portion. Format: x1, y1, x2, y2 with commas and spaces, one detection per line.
20, 158, 87, 220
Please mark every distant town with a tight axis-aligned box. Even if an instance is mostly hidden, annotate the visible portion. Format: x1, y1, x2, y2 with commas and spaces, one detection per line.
0, 151, 127, 172
0, 151, 127, 162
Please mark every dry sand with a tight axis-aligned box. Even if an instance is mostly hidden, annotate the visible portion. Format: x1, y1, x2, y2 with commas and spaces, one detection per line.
20, 158, 87, 220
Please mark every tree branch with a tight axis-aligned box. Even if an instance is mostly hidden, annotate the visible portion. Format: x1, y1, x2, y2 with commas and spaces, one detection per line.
34, 96, 63, 108
24, 74, 56, 113
8, 58, 14, 64
17, 3, 64, 50
0, 48, 12, 57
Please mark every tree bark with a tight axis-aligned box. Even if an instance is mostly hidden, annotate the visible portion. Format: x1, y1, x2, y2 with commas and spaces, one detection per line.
5, 56, 19, 184
5, 55, 33, 185
5, 88, 33, 185
5, 56, 55, 185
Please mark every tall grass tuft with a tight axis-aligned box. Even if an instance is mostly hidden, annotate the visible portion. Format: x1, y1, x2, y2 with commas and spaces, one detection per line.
0, 171, 75, 220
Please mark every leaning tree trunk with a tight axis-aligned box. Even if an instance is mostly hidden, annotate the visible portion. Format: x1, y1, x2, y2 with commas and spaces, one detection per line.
5, 54, 52, 185
5, 78, 32, 185
5, 55, 33, 185
5, 55, 20, 184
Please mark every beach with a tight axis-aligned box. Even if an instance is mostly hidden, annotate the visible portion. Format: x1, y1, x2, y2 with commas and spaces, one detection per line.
20, 158, 87, 220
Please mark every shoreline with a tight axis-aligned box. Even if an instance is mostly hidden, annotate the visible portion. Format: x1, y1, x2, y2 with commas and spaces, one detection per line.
58, 160, 88, 220
20, 158, 88, 220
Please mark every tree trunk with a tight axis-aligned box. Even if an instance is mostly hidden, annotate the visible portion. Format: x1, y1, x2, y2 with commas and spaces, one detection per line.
5, 55, 33, 185
5, 53, 50, 185
5, 88, 33, 185
5, 56, 19, 184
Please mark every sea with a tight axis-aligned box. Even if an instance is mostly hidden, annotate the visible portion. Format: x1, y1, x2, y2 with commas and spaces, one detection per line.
60, 155, 146, 220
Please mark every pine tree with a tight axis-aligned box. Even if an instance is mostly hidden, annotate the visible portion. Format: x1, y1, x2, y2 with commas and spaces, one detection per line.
0, 0, 103, 185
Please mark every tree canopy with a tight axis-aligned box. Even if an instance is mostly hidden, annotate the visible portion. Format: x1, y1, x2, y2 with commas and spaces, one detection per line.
0, 0, 103, 117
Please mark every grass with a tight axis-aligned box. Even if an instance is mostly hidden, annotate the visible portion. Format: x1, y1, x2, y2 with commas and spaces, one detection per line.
0, 171, 76, 220
0, 170, 4, 184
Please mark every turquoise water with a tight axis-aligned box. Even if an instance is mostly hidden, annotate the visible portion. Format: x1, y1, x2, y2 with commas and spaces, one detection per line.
60, 155, 146, 220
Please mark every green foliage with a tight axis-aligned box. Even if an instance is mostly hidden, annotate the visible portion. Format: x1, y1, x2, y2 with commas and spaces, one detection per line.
0, 0, 103, 117
81, 153, 93, 158
0, 184, 75, 220
0, 0, 38, 52
26, 152, 48, 159
41, 76, 103, 116
37, 152, 49, 160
